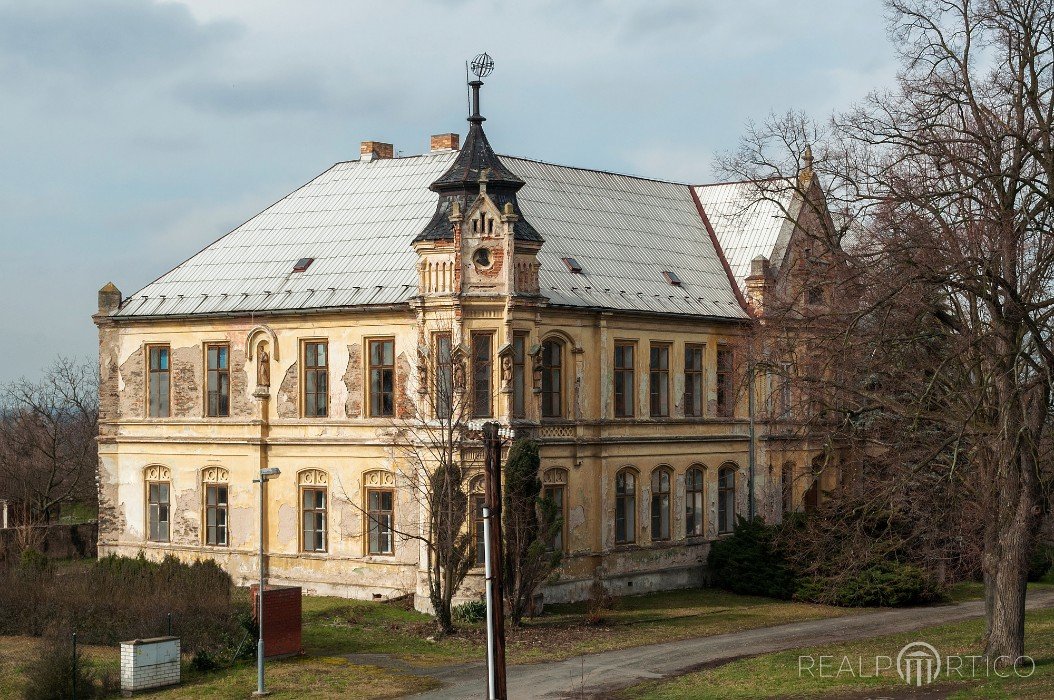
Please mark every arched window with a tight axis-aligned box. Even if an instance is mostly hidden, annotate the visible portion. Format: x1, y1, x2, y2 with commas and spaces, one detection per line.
615, 468, 637, 544
202, 466, 229, 547
718, 464, 737, 534
364, 470, 395, 555
470, 476, 486, 565
542, 468, 568, 551
781, 463, 794, 514
685, 466, 705, 537
540, 339, 563, 418
298, 469, 328, 553
144, 465, 171, 543
650, 467, 671, 541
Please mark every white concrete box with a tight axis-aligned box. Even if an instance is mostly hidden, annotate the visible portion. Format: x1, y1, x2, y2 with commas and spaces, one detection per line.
120, 636, 180, 695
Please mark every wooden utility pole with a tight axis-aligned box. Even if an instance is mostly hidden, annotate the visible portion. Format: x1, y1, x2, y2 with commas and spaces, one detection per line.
482, 422, 508, 699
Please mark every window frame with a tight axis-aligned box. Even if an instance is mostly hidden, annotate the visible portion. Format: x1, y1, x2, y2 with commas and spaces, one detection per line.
613, 341, 636, 418
781, 463, 794, 514
302, 340, 329, 418
205, 342, 231, 418
542, 468, 568, 552
540, 338, 564, 419
615, 468, 638, 545
146, 344, 171, 418
685, 465, 705, 537
433, 332, 454, 419
300, 486, 328, 553
146, 479, 171, 543
512, 332, 528, 418
650, 467, 672, 541
649, 343, 671, 418
469, 477, 486, 566
471, 331, 494, 418
204, 482, 229, 547
367, 337, 396, 418
684, 344, 705, 417
366, 488, 395, 556
718, 465, 737, 534
716, 347, 735, 418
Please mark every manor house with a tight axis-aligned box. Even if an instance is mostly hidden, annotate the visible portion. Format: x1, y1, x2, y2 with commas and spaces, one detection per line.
94, 78, 836, 604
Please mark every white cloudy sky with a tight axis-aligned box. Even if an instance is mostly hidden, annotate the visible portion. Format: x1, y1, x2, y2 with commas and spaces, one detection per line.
0, 0, 895, 382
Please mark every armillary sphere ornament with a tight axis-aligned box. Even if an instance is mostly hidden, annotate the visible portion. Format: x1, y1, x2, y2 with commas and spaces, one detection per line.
470, 52, 495, 79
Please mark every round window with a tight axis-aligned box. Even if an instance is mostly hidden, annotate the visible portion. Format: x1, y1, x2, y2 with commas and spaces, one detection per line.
473, 248, 492, 269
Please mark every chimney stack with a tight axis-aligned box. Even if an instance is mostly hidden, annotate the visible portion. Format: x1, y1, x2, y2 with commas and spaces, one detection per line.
360, 141, 394, 161
430, 133, 460, 152
98, 282, 122, 315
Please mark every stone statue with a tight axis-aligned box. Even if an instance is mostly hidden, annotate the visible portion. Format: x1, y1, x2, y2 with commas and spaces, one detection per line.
453, 359, 466, 393
500, 353, 513, 391
257, 348, 271, 388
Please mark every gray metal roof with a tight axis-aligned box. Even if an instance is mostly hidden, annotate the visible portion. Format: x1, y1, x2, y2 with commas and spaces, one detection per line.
115, 152, 748, 320
693, 180, 799, 290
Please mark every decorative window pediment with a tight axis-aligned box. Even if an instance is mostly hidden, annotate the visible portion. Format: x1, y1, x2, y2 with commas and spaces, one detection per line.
298, 468, 329, 487
144, 465, 171, 481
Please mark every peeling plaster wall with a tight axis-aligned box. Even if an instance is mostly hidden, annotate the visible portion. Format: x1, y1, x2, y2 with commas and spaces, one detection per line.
343, 343, 363, 418
276, 364, 298, 418
94, 302, 826, 606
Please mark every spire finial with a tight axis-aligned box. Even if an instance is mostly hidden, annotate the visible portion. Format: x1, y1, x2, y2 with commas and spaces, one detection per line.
468, 53, 494, 125
803, 144, 814, 171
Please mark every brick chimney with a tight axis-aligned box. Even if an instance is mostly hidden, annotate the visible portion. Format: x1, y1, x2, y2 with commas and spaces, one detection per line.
360, 141, 394, 161
430, 133, 460, 152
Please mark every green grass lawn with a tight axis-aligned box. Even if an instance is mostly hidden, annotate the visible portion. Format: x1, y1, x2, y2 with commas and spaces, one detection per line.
621, 605, 1054, 699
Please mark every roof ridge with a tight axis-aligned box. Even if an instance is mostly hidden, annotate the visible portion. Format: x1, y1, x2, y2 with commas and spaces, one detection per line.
501, 154, 695, 187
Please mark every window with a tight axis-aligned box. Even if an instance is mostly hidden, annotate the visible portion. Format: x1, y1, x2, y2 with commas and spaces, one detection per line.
147, 345, 170, 418
716, 347, 734, 417
615, 469, 637, 544
434, 333, 453, 419
718, 465, 736, 534
472, 332, 493, 417
512, 332, 527, 418
369, 338, 395, 417
367, 489, 394, 555
779, 363, 792, 418
540, 339, 563, 418
472, 497, 486, 564
684, 345, 705, 417
542, 469, 568, 552
649, 344, 670, 417
147, 480, 170, 542
301, 488, 327, 552
205, 483, 228, 546
614, 342, 635, 418
781, 463, 794, 514
304, 341, 329, 417
807, 286, 825, 305
206, 344, 230, 417
686, 466, 704, 537
650, 468, 671, 541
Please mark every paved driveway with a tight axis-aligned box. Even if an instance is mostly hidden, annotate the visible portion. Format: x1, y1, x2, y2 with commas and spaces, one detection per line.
407, 590, 1054, 699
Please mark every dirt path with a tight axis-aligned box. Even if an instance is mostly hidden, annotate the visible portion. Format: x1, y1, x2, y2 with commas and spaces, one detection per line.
399, 590, 1054, 699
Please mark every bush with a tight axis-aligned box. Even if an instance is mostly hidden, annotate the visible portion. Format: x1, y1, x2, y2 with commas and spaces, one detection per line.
707, 516, 796, 599
1028, 543, 1053, 582
22, 633, 110, 700
0, 553, 248, 662
452, 599, 487, 624
796, 561, 944, 607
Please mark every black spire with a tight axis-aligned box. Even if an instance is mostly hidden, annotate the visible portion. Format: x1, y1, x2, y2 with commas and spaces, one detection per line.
414, 74, 541, 243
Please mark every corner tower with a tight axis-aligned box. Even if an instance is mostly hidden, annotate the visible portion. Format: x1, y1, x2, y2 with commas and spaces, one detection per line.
413, 73, 542, 299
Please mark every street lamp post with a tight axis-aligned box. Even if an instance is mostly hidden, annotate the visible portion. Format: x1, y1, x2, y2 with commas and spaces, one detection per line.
254, 466, 281, 697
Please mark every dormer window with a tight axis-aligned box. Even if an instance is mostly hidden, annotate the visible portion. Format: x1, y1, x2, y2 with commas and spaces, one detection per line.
662, 271, 682, 286
562, 257, 583, 274
293, 258, 314, 273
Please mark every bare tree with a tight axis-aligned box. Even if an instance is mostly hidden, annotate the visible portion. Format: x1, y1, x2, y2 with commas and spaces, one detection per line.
0, 357, 99, 523
723, 0, 1054, 661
